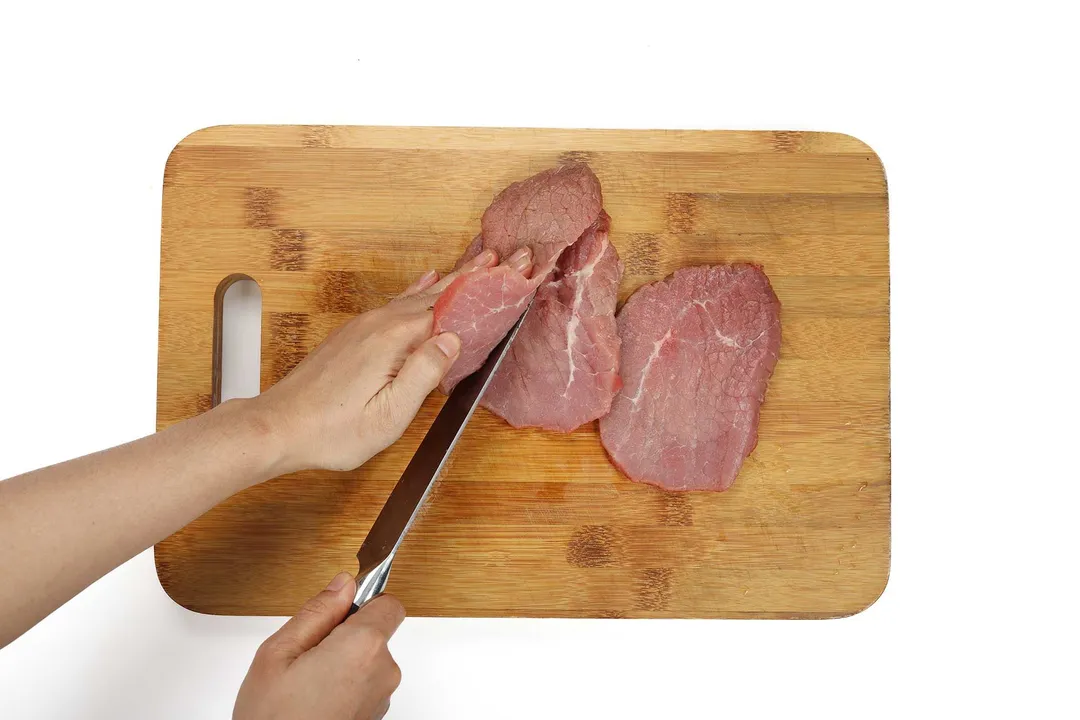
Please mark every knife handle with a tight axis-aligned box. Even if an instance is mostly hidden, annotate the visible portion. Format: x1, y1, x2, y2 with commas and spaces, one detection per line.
346, 554, 395, 618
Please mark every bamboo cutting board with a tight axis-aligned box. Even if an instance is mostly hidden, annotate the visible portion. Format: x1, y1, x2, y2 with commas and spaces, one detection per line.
156, 126, 889, 618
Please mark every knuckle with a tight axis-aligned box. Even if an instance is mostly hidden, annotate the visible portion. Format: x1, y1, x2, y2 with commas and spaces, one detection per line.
343, 624, 386, 659
251, 638, 278, 667
404, 294, 437, 313
300, 595, 333, 619
414, 342, 446, 372
410, 310, 435, 332
361, 623, 392, 647
416, 347, 450, 383
392, 313, 433, 344
256, 632, 295, 666
372, 594, 406, 622
385, 656, 402, 691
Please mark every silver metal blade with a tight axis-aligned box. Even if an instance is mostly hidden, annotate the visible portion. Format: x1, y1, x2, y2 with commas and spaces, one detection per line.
355, 299, 533, 575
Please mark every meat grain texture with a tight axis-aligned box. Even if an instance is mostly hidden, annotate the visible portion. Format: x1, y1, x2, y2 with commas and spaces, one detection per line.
599, 265, 781, 492
433, 164, 604, 392
482, 212, 623, 431
433, 163, 782, 491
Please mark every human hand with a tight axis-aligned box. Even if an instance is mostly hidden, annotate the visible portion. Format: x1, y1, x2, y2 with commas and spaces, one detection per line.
234, 573, 405, 720
254, 246, 533, 474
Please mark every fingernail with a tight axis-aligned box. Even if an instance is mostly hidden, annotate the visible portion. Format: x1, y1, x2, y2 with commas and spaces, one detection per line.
417, 269, 438, 286
434, 332, 461, 357
326, 572, 353, 592
471, 249, 496, 267
509, 247, 531, 272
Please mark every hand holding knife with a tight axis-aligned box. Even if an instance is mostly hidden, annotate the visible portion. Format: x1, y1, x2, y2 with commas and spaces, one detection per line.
348, 299, 533, 615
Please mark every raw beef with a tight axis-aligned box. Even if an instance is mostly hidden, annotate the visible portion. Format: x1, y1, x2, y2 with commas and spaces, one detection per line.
434, 163, 603, 392
433, 264, 536, 392
479, 163, 603, 271
481, 212, 623, 431
599, 265, 781, 492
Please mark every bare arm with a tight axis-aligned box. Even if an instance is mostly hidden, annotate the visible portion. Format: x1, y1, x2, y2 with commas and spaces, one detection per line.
0, 247, 529, 652
0, 398, 285, 647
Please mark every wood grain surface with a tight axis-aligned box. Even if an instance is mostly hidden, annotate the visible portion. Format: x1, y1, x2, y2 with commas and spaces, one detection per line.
155, 126, 890, 618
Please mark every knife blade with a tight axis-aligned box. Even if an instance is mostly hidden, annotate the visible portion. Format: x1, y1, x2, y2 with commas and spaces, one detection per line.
348, 299, 534, 614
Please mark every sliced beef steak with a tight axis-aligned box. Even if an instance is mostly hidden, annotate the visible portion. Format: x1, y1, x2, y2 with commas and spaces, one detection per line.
481, 212, 623, 431
433, 268, 536, 392
599, 265, 781, 492
480, 163, 603, 270
434, 164, 603, 392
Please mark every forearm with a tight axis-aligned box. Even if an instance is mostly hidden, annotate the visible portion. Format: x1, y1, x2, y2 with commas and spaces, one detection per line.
0, 256, 483, 652
0, 398, 285, 648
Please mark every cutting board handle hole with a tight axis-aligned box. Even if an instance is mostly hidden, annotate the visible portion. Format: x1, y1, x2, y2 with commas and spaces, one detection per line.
212, 274, 262, 406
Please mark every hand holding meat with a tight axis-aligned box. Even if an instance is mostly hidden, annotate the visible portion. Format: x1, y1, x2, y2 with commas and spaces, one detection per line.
252, 247, 534, 474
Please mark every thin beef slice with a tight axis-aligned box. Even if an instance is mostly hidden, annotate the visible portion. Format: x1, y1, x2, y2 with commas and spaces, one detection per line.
599, 265, 781, 492
482, 212, 623, 431
434, 163, 603, 392
480, 163, 603, 271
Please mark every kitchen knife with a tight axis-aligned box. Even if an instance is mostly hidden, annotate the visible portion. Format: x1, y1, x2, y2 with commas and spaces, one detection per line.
348, 300, 534, 615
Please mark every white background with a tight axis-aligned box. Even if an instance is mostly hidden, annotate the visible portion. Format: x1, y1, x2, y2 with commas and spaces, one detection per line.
1, 1, 1077, 717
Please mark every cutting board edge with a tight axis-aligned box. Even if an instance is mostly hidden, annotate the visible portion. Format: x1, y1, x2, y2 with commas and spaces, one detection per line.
164, 123, 886, 166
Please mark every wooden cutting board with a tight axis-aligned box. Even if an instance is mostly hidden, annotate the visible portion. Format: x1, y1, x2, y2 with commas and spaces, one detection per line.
155, 126, 889, 618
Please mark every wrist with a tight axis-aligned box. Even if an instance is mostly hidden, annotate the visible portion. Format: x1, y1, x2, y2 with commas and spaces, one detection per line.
213, 397, 299, 486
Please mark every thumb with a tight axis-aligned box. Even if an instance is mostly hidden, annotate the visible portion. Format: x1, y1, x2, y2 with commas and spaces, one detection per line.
264, 572, 355, 663
388, 332, 460, 414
